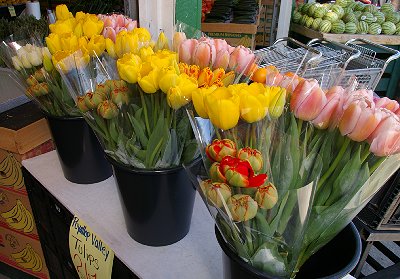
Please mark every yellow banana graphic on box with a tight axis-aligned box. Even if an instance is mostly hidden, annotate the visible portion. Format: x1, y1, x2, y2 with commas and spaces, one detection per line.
11, 244, 43, 272
0, 154, 24, 190
1, 200, 34, 233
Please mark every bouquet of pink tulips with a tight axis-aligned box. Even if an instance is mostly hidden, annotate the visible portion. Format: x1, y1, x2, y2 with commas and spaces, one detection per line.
185, 66, 400, 277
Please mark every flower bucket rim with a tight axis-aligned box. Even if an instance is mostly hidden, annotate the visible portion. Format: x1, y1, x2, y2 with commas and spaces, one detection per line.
106, 154, 202, 175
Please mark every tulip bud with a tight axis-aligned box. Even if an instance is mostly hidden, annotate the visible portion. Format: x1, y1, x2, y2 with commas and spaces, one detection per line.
27, 48, 43, 67
172, 32, 187, 52
111, 88, 130, 106
11, 56, 23, 71
221, 71, 235, 87
209, 162, 226, 183
268, 86, 287, 119
43, 54, 54, 72
155, 32, 170, 51
105, 38, 116, 59
34, 69, 46, 83
213, 50, 230, 70
200, 179, 232, 208
95, 84, 111, 98
227, 194, 258, 222
237, 147, 263, 172
97, 100, 118, 119
84, 92, 104, 110
206, 139, 237, 162
20, 52, 32, 69
26, 75, 38, 86
255, 182, 278, 209
139, 46, 154, 61
77, 96, 90, 112
31, 82, 49, 97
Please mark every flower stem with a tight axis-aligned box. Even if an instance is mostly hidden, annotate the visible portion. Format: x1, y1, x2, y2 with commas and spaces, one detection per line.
317, 136, 351, 191
215, 128, 222, 140
370, 156, 386, 175
140, 90, 151, 135
361, 143, 371, 164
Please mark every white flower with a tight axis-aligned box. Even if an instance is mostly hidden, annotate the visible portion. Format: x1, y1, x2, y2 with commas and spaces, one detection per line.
11, 56, 23, 71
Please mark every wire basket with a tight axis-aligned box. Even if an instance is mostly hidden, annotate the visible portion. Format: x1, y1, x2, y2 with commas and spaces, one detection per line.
338, 38, 400, 91
254, 37, 322, 76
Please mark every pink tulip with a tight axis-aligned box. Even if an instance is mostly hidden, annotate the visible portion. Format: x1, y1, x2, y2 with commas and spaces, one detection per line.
213, 50, 230, 70
374, 97, 400, 113
265, 72, 283, 86
173, 32, 187, 52
193, 42, 216, 69
115, 14, 126, 28
279, 73, 301, 93
213, 39, 229, 53
290, 79, 327, 121
179, 39, 197, 65
368, 112, 400, 156
228, 46, 255, 74
103, 17, 117, 29
339, 97, 383, 142
125, 20, 137, 31
103, 27, 117, 42
312, 87, 343, 129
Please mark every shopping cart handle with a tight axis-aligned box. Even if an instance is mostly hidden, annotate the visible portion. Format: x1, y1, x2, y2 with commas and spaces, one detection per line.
307, 38, 360, 57
273, 37, 321, 56
346, 38, 400, 58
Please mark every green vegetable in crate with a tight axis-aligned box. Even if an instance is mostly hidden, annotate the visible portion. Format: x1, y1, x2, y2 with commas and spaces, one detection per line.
314, 7, 328, 18
354, 2, 365, 11
345, 22, 357, 33
357, 21, 369, 34
324, 11, 339, 22
381, 3, 395, 14
368, 22, 382, 34
363, 4, 378, 14
342, 12, 357, 23
305, 16, 314, 28
308, 3, 319, 17
335, 0, 349, 8
331, 4, 345, 18
331, 20, 346, 33
385, 12, 400, 24
319, 19, 332, 32
382, 21, 396, 35
292, 11, 302, 23
373, 11, 386, 24
312, 18, 323, 30
360, 12, 376, 24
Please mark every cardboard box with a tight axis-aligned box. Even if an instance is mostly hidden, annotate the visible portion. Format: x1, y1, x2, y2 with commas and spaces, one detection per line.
256, 0, 280, 47
201, 0, 262, 50
0, 187, 39, 238
0, 226, 49, 279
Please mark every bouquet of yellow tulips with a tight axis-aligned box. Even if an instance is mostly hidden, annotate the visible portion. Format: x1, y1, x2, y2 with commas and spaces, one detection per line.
185, 66, 400, 277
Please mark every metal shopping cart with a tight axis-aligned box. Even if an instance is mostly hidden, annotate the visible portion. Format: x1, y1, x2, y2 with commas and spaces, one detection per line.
254, 37, 322, 76
339, 38, 400, 91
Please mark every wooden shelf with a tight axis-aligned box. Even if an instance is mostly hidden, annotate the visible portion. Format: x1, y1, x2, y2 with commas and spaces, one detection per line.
290, 23, 400, 45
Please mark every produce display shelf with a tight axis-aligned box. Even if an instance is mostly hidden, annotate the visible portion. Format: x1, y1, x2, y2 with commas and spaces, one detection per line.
290, 23, 400, 45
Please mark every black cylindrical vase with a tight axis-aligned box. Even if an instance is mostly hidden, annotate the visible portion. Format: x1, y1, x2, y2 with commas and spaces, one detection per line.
45, 114, 112, 184
108, 157, 197, 246
216, 222, 361, 279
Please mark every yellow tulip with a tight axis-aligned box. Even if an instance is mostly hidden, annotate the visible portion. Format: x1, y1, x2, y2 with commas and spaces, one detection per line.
52, 50, 72, 72
239, 83, 269, 123
49, 18, 76, 34
55, 4, 73, 21
115, 31, 138, 58
133, 28, 151, 42
42, 48, 53, 72
151, 50, 177, 69
205, 87, 240, 130
178, 62, 189, 75
117, 53, 142, 84
154, 32, 170, 51
105, 38, 116, 59
138, 62, 159, 93
60, 33, 79, 52
82, 17, 104, 37
75, 11, 88, 22
268, 86, 287, 119
167, 75, 198, 110
139, 46, 154, 61
78, 36, 88, 52
46, 33, 62, 54
159, 69, 179, 93
74, 22, 83, 37
192, 85, 218, 118
87, 35, 106, 56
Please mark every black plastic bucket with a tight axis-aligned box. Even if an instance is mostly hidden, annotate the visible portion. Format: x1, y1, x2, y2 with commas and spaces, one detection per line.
45, 114, 112, 184
216, 222, 361, 279
108, 156, 197, 246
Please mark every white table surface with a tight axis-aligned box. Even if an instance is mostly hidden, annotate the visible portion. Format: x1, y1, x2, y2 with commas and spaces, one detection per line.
22, 150, 222, 279
22, 150, 357, 279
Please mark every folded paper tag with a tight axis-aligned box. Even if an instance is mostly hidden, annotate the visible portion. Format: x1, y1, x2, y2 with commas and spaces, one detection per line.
8, 6, 16, 17
69, 215, 114, 279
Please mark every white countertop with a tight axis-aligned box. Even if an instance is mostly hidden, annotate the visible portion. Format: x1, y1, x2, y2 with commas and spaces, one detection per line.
22, 150, 357, 279
22, 150, 222, 279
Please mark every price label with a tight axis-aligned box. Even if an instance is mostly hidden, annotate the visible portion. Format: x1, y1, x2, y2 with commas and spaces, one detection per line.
69, 215, 114, 279
8, 6, 16, 17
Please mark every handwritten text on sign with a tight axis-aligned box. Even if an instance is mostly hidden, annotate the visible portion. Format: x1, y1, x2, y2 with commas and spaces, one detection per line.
69, 215, 114, 279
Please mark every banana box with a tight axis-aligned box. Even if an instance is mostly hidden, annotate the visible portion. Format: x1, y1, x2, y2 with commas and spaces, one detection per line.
0, 187, 39, 239
0, 226, 49, 279
0, 140, 54, 195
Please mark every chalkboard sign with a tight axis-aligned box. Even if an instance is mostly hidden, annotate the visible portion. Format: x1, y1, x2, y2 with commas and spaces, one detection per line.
175, 0, 201, 31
